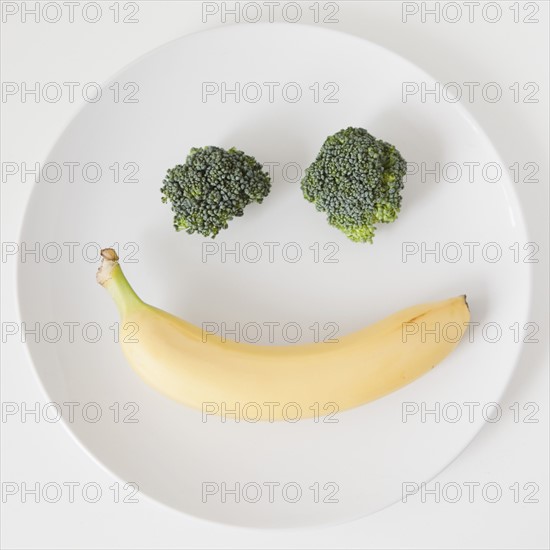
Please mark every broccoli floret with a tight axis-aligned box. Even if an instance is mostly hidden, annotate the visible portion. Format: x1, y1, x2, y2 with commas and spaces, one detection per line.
161, 146, 271, 238
301, 127, 407, 243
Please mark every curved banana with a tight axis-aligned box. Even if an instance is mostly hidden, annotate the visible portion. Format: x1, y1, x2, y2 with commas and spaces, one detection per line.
97, 248, 470, 420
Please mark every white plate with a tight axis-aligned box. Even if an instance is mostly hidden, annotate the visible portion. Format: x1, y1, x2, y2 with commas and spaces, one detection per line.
18, 24, 530, 528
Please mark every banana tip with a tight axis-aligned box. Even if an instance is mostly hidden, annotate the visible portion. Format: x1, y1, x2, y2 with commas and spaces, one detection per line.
97, 248, 119, 286
101, 248, 119, 261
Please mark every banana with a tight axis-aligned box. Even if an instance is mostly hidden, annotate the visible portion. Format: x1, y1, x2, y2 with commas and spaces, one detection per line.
97, 248, 470, 421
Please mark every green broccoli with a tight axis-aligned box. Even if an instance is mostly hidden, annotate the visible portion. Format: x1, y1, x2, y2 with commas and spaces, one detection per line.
161, 146, 271, 238
301, 127, 407, 243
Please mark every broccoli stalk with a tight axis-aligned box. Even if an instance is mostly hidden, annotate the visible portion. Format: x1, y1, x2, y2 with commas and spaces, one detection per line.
161, 146, 271, 238
301, 127, 407, 243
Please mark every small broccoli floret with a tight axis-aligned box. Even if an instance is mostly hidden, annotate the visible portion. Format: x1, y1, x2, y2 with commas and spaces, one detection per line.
161, 146, 271, 238
301, 127, 407, 243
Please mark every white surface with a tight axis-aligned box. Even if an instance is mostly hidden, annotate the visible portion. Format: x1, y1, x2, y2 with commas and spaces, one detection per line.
15, 23, 531, 528
1, 0, 548, 547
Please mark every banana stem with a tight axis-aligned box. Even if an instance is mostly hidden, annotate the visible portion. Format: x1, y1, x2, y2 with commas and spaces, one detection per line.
97, 248, 143, 315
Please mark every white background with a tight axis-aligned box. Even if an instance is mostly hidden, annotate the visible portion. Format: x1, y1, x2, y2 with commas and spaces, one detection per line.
1, 1, 548, 548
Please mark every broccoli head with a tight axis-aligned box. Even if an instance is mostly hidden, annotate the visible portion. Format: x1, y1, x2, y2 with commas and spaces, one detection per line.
161, 146, 271, 238
301, 127, 407, 243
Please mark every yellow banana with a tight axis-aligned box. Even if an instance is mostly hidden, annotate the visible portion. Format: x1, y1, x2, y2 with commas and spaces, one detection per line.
97, 248, 470, 421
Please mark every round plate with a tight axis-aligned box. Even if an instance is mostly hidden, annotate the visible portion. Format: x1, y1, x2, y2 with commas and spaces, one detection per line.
18, 24, 530, 527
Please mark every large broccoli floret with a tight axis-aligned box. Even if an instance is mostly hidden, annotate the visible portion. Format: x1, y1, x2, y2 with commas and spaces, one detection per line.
161, 146, 271, 238
301, 127, 407, 243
